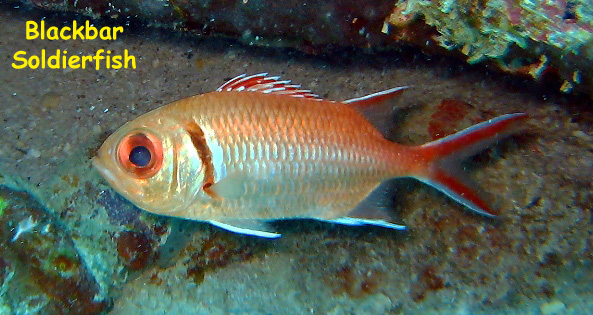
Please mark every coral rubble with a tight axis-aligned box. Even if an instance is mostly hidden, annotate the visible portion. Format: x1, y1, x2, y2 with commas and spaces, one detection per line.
0, 186, 109, 314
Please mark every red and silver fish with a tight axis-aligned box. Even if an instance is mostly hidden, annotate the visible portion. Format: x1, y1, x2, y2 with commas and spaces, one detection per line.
92, 73, 527, 238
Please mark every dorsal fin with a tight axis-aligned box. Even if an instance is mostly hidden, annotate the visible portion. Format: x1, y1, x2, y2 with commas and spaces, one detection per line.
343, 86, 410, 139
216, 73, 321, 100
342, 86, 408, 106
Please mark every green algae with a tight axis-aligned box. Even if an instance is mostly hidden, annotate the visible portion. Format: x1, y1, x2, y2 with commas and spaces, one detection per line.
0, 196, 8, 217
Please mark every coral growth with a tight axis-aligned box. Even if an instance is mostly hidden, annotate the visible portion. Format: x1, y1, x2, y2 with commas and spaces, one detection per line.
184, 232, 263, 285
388, 0, 593, 95
328, 264, 386, 298
116, 230, 156, 270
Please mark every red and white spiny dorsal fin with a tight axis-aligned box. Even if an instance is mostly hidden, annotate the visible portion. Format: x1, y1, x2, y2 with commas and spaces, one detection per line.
217, 73, 321, 100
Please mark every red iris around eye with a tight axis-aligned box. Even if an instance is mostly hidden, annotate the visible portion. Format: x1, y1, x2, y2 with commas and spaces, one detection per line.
117, 132, 163, 179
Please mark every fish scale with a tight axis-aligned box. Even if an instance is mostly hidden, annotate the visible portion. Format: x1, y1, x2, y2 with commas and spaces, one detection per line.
176, 92, 392, 218
93, 73, 527, 238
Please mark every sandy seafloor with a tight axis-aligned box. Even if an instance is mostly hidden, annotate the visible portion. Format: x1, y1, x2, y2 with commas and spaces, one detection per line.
0, 4, 592, 315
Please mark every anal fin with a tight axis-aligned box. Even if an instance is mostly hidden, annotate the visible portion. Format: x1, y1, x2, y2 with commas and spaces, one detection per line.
325, 181, 406, 230
329, 217, 406, 230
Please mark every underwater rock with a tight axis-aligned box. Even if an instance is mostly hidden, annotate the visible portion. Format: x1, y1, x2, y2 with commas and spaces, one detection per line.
97, 189, 141, 225
183, 231, 266, 285
116, 230, 156, 270
0, 186, 110, 315
15, 0, 593, 96
387, 0, 593, 95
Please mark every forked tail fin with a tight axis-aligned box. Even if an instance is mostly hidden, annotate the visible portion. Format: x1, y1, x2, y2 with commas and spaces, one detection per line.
412, 113, 528, 216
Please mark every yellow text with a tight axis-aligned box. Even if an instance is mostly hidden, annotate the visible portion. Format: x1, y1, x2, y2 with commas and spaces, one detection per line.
26, 20, 124, 41
12, 49, 136, 70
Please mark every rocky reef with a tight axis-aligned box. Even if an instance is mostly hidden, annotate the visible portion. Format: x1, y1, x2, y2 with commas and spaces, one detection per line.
14, 0, 593, 97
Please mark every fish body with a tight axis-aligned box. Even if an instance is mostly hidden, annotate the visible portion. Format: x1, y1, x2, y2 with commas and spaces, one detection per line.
93, 74, 527, 238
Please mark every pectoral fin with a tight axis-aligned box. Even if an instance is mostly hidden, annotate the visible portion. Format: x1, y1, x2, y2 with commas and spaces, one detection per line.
209, 172, 251, 200
208, 219, 281, 238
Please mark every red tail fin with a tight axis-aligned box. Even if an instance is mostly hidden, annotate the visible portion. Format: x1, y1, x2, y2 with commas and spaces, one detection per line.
413, 113, 528, 216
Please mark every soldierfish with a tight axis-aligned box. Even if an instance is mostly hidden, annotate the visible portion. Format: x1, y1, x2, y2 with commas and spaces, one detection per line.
92, 73, 527, 238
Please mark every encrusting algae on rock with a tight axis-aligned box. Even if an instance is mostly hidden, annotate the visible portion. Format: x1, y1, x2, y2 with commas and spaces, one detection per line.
0, 186, 110, 314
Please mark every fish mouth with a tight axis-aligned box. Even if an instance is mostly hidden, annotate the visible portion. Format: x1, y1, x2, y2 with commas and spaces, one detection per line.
92, 155, 145, 200
92, 156, 118, 185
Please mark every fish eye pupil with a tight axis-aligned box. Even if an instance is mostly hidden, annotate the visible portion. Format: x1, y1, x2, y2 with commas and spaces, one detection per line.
129, 146, 151, 167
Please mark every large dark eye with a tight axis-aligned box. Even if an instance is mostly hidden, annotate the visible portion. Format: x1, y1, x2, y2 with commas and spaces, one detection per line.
117, 132, 163, 178
129, 146, 151, 167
